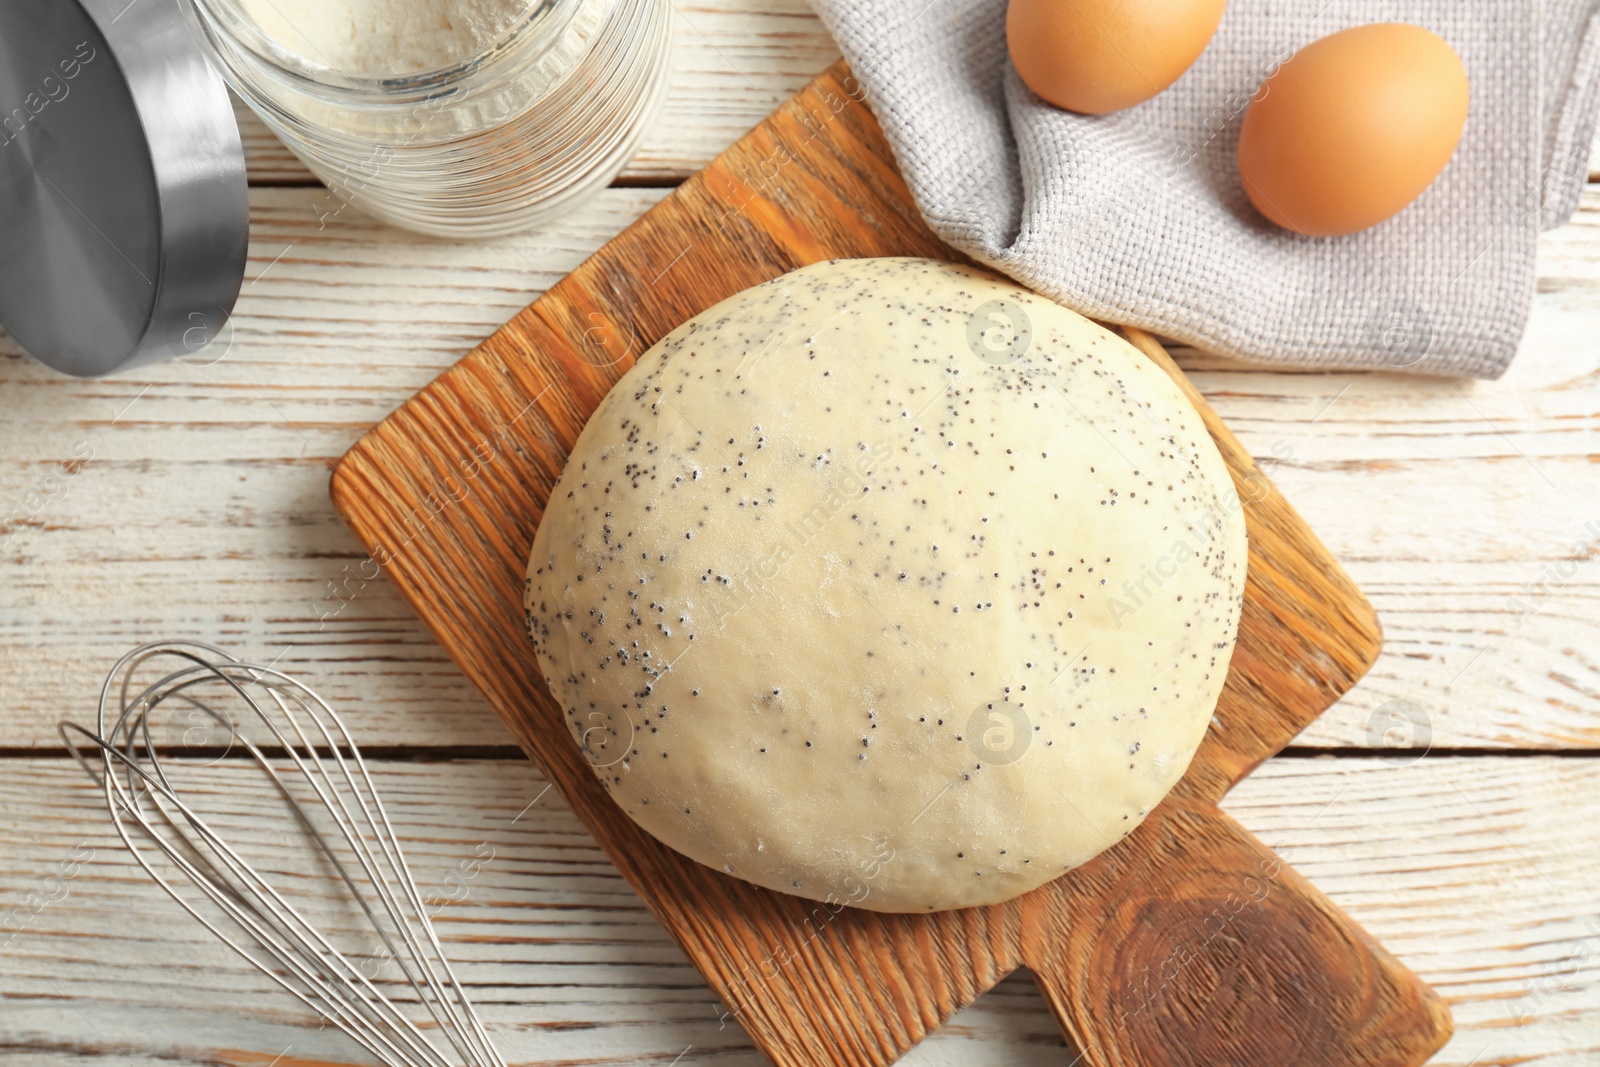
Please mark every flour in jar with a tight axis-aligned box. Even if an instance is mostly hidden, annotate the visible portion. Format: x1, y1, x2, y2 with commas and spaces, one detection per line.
238, 0, 539, 76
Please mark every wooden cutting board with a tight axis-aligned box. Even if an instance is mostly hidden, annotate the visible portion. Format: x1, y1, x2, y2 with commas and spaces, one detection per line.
330, 62, 1452, 1067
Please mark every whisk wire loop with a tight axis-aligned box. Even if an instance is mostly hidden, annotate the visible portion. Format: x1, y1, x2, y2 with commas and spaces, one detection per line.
62, 641, 508, 1067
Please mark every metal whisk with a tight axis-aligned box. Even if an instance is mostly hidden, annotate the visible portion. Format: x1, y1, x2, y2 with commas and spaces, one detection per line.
60, 641, 507, 1067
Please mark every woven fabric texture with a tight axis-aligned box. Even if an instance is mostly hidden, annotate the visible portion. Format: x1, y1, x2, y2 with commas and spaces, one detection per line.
809, 0, 1600, 376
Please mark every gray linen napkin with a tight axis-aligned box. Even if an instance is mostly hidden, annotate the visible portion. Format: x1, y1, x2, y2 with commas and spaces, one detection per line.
807, 0, 1600, 377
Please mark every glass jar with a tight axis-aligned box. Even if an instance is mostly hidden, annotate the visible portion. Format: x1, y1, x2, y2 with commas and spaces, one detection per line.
183, 0, 672, 237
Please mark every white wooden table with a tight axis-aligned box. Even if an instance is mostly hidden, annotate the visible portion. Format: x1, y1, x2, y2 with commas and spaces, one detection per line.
4, 5, 1600, 1064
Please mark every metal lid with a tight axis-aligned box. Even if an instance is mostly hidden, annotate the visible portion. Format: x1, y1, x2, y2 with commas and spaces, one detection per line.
0, 0, 248, 378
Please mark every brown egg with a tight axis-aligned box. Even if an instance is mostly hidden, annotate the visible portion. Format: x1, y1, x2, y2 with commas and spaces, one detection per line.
1237, 23, 1469, 237
1007, 0, 1228, 115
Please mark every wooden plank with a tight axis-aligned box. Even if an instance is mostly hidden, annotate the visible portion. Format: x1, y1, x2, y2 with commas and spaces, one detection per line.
327, 62, 1448, 1067
236, 0, 841, 185
0, 186, 667, 752
2, 184, 1599, 753
1, 756, 1595, 1066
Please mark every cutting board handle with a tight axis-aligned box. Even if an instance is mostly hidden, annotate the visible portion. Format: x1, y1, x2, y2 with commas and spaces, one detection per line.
1021, 796, 1451, 1066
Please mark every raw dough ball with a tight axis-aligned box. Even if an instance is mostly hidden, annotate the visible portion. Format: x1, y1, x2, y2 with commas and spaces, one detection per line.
525, 258, 1246, 912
